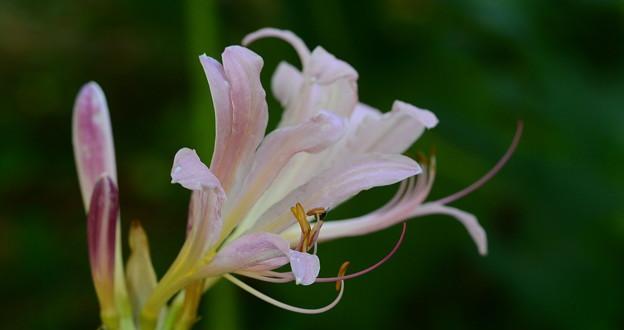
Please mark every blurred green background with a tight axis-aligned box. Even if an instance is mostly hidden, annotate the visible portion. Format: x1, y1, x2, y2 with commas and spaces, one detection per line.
1, 0, 623, 329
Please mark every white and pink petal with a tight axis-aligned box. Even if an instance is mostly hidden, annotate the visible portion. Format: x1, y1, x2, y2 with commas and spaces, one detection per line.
199, 233, 320, 286
250, 153, 422, 234
316, 202, 487, 256
199, 46, 269, 194
171, 148, 224, 196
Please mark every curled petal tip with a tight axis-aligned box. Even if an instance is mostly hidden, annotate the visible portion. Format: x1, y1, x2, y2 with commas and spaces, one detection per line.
392, 100, 439, 129
171, 148, 224, 196
223, 45, 264, 66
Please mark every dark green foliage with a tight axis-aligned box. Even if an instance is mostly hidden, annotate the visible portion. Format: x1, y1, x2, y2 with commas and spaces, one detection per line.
0, 0, 622, 329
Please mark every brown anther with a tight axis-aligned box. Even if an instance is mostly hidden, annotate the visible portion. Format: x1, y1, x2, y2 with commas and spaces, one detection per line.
336, 261, 350, 291
291, 203, 310, 235
292, 204, 328, 252
306, 207, 326, 217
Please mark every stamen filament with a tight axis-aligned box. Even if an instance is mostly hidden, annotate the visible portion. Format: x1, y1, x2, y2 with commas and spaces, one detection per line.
433, 120, 523, 205
316, 222, 407, 283
224, 274, 344, 314
235, 271, 293, 283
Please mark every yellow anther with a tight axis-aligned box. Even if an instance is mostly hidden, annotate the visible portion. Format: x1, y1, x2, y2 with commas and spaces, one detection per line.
336, 261, 350, 291
291, 203, 310, 235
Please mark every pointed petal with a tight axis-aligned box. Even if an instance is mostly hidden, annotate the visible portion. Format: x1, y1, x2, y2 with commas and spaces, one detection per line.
73, 82, 117, 211
306, 46, 358, 84
125, 221, 158, 318
87, 176, 118, 312
288, 250, 320, 286
242, 27, 311, 65
250, 153, 422, 233
171, 148, 224, 196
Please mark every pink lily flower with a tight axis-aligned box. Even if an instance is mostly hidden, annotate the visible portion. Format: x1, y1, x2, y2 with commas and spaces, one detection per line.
73, 28, 521, 330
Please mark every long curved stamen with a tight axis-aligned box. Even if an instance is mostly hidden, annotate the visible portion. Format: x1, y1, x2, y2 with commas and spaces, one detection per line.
235, 271, 293, 283
224, 274, 344, 314
378, 178, 413, 213
433, 120, 523, 205
316, 222, 407, 283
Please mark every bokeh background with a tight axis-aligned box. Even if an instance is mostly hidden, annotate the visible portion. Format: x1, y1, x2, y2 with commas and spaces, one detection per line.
1, 0, 623, 329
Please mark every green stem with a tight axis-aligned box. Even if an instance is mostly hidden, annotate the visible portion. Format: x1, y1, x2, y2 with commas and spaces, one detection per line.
204, 280, 239, 330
